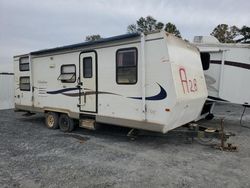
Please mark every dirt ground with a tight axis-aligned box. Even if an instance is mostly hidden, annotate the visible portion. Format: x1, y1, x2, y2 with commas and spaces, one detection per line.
0, 103, 250, 188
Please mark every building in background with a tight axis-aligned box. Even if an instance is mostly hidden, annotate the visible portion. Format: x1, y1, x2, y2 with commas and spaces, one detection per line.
0, 72, 14, 110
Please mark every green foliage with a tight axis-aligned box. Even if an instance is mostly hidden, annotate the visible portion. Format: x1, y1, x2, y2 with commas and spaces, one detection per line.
211, 24, 250, 43
211, 24, 239, 43
156, 22, 164, 30
165, 22, 181, 38
237, 26, 250, 43
127, 16, 181, 38
127, 16, 164, 33
85, 34, 102, 41
127, 24, 137, 33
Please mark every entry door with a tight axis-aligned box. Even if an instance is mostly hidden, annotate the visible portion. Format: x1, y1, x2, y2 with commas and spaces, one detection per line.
79, 52, 97, 113
14, 56, 33, 107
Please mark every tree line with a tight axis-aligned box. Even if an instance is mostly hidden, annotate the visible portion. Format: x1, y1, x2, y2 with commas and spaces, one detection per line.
85, 16, 250, 43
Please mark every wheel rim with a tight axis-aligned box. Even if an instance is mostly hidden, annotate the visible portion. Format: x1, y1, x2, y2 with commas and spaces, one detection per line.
61, 117, 69, 130
47, 115, 54, 127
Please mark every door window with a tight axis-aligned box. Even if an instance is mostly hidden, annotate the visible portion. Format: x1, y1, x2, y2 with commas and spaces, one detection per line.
20, 76, 30, 91
83, 57, 92, 78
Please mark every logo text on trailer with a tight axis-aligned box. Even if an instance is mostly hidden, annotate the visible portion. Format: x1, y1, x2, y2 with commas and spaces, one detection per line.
179, 67, 198, 94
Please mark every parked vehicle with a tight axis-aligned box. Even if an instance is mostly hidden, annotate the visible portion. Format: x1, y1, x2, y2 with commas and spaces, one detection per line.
194, 36, 250, 119
14, 31, 207, 133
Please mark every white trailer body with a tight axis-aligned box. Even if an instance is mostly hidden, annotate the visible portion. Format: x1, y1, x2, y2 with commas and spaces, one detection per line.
0, 73, 14, 110
14, 31, 207, 133
194, 36, 250, 106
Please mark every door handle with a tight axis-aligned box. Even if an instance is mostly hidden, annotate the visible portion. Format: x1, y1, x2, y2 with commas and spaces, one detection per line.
77, 82, 83, 89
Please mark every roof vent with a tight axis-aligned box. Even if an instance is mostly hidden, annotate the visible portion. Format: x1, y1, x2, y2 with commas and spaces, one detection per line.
193, 36, 219, 44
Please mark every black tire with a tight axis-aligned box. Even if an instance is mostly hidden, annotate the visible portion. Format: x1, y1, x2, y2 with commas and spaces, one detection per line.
195, 136, 216, 146
45, 112, 59, 129
59, 114, 75, 132
205, 113, 214, 120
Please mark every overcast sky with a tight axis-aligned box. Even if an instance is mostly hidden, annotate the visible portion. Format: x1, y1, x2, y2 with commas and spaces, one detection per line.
0, 0, 249, 72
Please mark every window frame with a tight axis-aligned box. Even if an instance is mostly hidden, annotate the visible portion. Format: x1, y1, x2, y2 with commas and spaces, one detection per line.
19, 56, 30, 71
115, 47, 138, 85
83, 57, 93, 78
20, 76, 31, 91
59, 64, 76, 83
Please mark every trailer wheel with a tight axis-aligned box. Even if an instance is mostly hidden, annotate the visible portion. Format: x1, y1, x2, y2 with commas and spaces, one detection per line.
45, 112, 59, 129
205, 113, 214, 120
59, 114, 75, 132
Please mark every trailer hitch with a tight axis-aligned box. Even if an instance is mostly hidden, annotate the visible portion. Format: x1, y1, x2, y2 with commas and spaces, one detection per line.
190, 119, 237, 151
126, 119, 237, 151
213, 119, 238, 152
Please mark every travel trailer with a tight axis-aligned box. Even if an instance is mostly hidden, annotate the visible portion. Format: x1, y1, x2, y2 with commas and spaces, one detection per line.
14, 31, 207, 133
194, 36, 250, 118
0, 72, 14, 110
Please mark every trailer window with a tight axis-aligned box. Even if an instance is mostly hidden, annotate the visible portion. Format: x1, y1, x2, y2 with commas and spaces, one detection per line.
116, 48, 137, 84
58, 65, 76, 83
20, 77, 30, 91
83, 57, 92, 78
19, 57, 29, 71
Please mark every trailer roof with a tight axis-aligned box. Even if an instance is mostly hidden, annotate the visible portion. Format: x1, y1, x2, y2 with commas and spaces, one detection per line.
194, 42, 250, 49
30, 33, 140, 56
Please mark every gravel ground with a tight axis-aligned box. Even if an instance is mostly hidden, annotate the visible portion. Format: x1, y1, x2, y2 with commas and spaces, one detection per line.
0, 103, 250, 188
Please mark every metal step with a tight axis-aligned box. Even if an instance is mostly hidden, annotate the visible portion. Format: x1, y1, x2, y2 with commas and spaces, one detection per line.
22, 112, 36, 117
79, 119, 96, 130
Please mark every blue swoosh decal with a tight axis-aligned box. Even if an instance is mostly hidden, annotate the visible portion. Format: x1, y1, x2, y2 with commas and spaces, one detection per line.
47, 87, 79, 94
47, 83, 167, 101
128, 83, 167, 101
